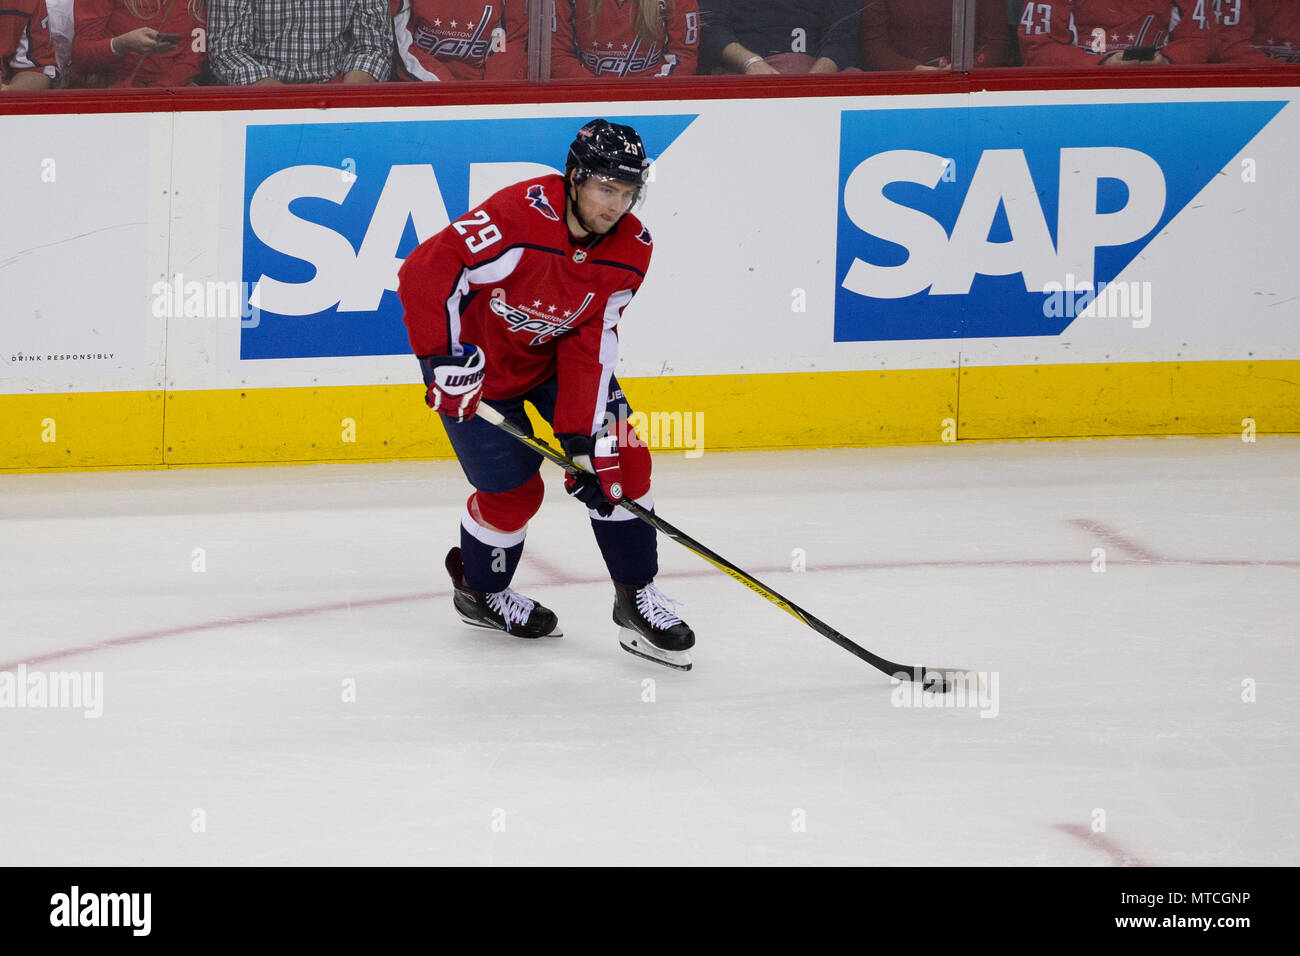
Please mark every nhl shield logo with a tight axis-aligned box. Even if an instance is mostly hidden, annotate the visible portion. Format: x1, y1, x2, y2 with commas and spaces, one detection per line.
573, 248, 588, 263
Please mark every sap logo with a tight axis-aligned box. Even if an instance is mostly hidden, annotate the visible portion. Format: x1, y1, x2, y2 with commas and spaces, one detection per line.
842, 146, 1164, 300
248, 161, 554, 318
833, 102, 1285, 342
239, 115, 696, 360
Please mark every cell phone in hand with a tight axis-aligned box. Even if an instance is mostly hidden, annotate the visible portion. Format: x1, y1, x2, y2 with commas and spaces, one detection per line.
1121, 45, 1159, 61
155, 32, 183, 43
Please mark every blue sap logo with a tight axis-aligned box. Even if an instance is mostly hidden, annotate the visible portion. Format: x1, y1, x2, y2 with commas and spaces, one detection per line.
835, 102, 1285, 341
240, 115, 696, 360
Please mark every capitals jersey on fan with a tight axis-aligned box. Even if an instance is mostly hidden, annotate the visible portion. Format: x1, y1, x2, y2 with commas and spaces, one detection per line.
398, 175, 653, 437
391, 0, 528, 81
1252, 0, 1300, 61
551, 0, 699, 78
1, 0, 55, 85
1017, 0, 1212, 64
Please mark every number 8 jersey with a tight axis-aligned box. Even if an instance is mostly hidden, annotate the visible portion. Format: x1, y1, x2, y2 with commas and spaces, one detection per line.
398, 174, 653, 438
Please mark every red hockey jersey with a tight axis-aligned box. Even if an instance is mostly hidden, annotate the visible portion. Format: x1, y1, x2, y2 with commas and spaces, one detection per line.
1, 0, 55, 85
391, 0, 528, 81
71, 0, 206, 88
1017, 0, 1213, 64
398, 175, 653, 437
551, 0, 699, 78
1252, 0, 1300, 61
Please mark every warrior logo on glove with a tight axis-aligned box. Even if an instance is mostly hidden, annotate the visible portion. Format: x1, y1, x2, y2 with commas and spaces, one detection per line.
421, 346, 486, 422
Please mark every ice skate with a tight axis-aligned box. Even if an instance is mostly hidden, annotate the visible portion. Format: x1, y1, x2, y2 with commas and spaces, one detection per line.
614, 581, 694, 671
445, 548, 562, 639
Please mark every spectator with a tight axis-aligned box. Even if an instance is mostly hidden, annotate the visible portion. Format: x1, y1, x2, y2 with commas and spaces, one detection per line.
1, 0, 57, 89
551, 0, 699, 79
70, 0, 206, 88
208, 0, 392, 85
862, 0, 1005, 70
1250, 0, 1300, 62
699, 0, 860, 74
391, 0, 527, 81
1017, 1, 1213, 66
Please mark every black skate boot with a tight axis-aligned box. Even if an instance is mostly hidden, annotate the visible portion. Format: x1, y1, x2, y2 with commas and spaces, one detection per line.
613, 581, 694, 671
445, 548, 562, 639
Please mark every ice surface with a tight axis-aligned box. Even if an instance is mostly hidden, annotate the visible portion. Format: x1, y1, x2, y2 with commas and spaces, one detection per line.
1, 436, 1297, 865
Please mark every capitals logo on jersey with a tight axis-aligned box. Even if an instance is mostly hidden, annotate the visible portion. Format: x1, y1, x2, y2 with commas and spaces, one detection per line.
635, 225, 652, 245
414, 4, 502, 61
527, 183, 560, 221
489, 291, 595, 345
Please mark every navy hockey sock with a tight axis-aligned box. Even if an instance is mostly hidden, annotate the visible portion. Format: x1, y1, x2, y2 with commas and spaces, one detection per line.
459, 523, 525, 593
590, 508, 658, 588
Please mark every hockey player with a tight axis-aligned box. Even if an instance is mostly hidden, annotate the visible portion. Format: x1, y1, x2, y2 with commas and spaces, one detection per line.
397, 119, 696, 670
551, 0, 699, 79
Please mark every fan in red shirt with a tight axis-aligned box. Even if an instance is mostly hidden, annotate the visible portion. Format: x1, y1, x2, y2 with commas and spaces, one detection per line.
70, 0, 206, 88
1, 0, 57, 89
391, 0, 528, 81
861, 0, 1005, 70
398, 120, 697, 670
551, 0, 699, 78
1018, 0, 1216, 65
1251, 0, 1300, 62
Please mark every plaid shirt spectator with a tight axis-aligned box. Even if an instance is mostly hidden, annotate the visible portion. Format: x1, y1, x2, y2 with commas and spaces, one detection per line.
208, 0, 393, 84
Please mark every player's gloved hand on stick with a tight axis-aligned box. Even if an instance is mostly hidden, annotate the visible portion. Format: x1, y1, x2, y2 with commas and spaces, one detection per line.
556, 432, 624, 517
418, 346, 485, 422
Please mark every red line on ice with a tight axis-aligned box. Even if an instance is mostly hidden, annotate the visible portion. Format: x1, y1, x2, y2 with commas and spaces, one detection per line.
5, 554, 1295, 670
1068, 519, 1164, 563
1054, 823, 1149, 867
0, 591, 439, 671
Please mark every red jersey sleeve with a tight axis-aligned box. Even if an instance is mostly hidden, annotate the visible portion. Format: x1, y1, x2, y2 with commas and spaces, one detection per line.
398, 192, 520, 357
662, 0, 700, 75
69, 0, 117, 74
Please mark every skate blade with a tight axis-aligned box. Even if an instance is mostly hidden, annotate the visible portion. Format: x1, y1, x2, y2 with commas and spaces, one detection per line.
456, 612, 563, 639
619, 632, 693, 671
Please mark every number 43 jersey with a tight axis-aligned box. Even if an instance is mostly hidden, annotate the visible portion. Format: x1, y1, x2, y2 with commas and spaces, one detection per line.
1016, 0, 1253, 65
398, 174, 653, 437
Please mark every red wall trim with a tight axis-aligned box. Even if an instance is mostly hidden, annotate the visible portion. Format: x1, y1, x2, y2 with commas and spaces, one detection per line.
1, 66, 1296, 117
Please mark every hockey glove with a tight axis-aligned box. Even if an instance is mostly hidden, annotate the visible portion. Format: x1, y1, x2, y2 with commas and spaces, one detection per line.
418, 346, 485, 423
557, 432, 624, 517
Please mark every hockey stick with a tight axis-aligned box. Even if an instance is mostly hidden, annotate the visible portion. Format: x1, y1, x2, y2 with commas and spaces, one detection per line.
476, 402, 967, 692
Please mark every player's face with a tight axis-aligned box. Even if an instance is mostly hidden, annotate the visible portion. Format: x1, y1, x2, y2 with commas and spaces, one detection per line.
572, 175, 640, 234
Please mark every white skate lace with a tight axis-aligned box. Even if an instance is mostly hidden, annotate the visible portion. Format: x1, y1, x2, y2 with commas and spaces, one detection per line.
635, 583, 684, 630
486, 589, 536, 629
